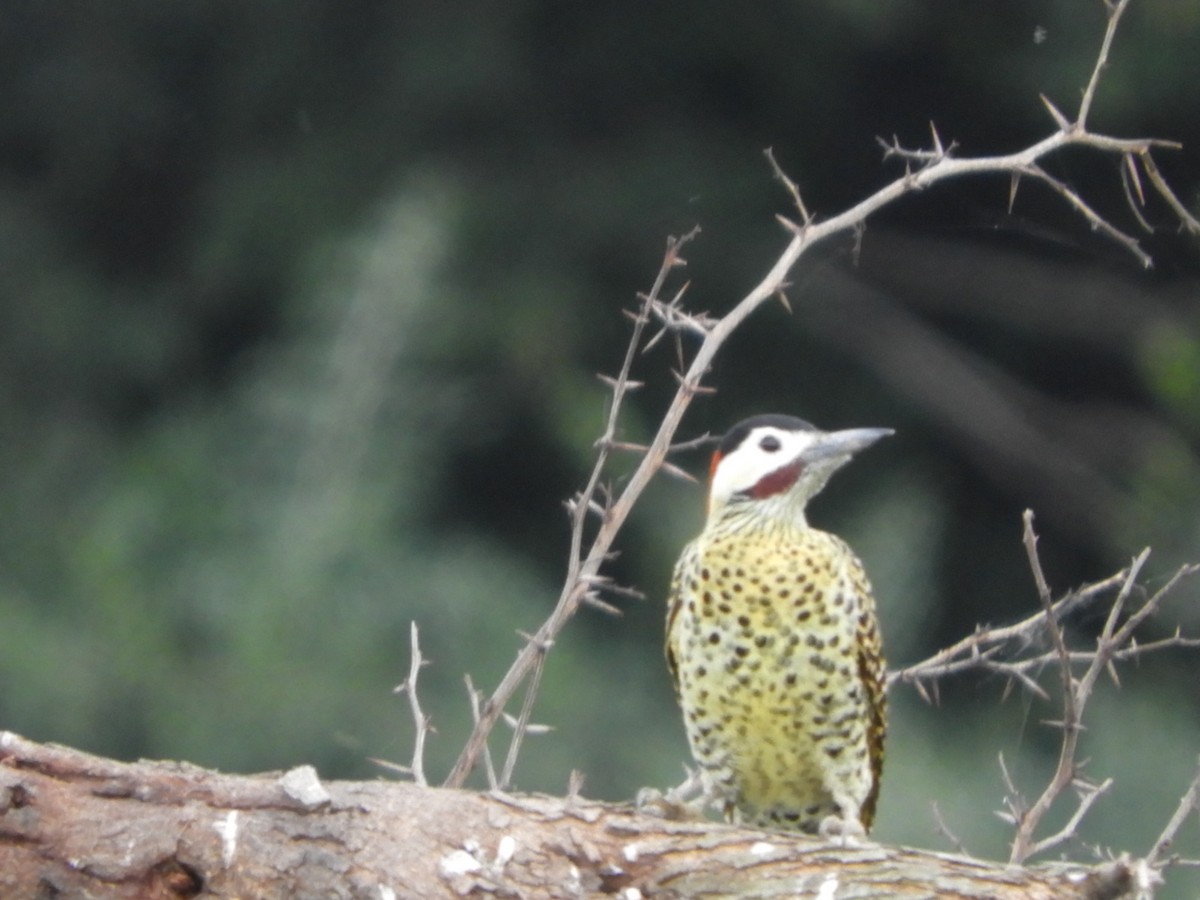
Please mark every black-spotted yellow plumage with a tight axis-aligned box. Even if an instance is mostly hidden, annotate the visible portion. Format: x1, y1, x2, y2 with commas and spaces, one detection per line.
666, 414, 889, 835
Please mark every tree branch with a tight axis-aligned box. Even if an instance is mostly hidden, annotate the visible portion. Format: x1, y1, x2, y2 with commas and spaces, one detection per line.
0, 733, 1146, 900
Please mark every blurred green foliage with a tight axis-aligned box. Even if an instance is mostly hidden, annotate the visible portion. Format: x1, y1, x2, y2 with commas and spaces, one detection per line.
0, 0, 1197, 890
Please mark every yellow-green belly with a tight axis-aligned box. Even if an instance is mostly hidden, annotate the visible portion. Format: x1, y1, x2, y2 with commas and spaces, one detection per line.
667, 524, 884, 832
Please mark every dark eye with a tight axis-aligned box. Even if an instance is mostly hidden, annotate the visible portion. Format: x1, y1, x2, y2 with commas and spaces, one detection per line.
759, 435, 781, 452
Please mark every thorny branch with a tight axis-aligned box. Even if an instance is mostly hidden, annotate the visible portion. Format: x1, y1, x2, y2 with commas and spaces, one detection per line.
383, 622, 432, 787
1145, 759, 1200, 870
442, 0, 1199, 792
890, 511, 1199, 875
444, 229, 699, 788
1010, 510, 1091, 865
884, 555, 1178, 696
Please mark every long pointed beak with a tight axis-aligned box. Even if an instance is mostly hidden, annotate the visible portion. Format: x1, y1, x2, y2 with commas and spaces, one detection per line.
799, 427, 893, 463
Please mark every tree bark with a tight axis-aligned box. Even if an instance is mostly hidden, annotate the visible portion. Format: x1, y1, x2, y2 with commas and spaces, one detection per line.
0, 732, 1135, 899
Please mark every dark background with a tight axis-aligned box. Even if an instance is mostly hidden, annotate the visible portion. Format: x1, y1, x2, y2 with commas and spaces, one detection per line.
1, 0, 1197, 887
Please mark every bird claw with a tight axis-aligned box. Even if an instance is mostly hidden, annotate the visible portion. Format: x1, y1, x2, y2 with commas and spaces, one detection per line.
818, 813, 866, 846
635, 786, 709, 822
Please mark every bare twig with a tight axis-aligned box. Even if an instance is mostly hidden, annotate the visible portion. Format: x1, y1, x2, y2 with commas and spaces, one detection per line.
1008, 511, 1082, 863
1007, 515, 1195, 864
765, 147, 813, 226
931, 801, 971, 856
1077, 0, 1131, 129
1144, 758, 1200, 869
444, 230, 701, 788
996, 752, 1025, 827
499, 631, 551, 789
889, 510, 1196, 868
1138, 151, 1200, 236
1021, 163, 1152, 268
887, 569, 1129, 690
1119, 153, 1156, 234
391, 622, 431, 786
463, 674, 499, 790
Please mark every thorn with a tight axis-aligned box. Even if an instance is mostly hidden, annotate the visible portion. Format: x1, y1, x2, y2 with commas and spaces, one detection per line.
370, 758, 413, 775
914, 678, 932, 705
671, 369, 717, 394
775, 213, 804, 236
581, 592, 624, 616
642, 325, 668, 354
775, 288, 792, 314
929, 121, 944, 157
667, 432, 717, 454
663, 233, 694, 269
1039, 93, 1072, 131
1105, 659, 1121, 687
601, 581, 646, 601
596, 373, 644, 391
764, 146, 812, 223
851, 221, 867, 267
567, 769, 586, 801
501, 712, 554, 734
516, 630, 554, 652
1123, 153, 1146, 206
1008, 172, 1021, 214
660, 460, 699, 483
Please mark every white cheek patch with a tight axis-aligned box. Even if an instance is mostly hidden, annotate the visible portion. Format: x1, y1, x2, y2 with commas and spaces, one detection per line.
709, 428, 818, 511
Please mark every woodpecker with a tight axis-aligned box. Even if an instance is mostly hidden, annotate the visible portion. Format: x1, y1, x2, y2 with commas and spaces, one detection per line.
666, 414, 890, 836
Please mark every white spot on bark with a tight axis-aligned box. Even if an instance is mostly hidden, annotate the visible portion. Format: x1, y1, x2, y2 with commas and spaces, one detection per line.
564, 864, 582, 894
623, 842, 641, 863
438, 849, 482, 878
816, 873, 840, 900
495, 834, 517, 867
213, 811, 239, 868
750, 841, 776, 855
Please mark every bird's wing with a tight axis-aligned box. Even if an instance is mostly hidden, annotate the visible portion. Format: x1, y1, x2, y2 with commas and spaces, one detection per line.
664, 542, 696, 694
844, 548, 887, 830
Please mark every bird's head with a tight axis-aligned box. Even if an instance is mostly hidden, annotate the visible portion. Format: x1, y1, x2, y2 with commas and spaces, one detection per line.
706, 414, 893, 527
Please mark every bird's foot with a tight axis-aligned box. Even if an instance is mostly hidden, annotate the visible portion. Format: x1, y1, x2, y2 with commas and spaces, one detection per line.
636, 768, 709, 821
635, 787, 709, 822
818, 812, 866, 846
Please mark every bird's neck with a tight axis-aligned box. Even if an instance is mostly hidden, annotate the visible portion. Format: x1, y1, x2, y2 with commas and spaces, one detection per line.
706, 497, 811, 535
